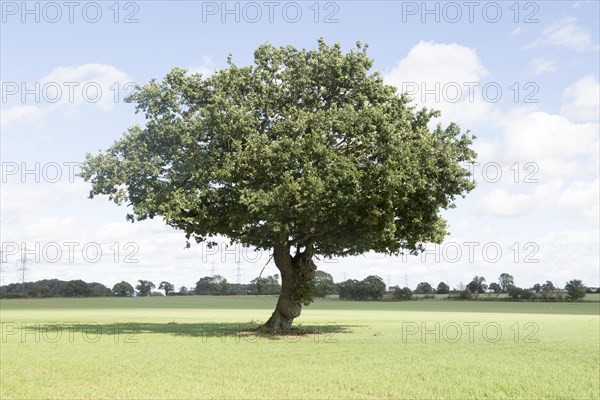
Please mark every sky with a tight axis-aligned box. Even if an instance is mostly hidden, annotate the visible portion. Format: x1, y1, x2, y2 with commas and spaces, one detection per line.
1, 0, 599, 291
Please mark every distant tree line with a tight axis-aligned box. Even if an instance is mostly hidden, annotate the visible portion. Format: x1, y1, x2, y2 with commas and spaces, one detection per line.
0, 275, 285, 298
0, 279, 112, 298
388, 274, 595, 302
0, 270, 342, 299
1, 272, 596, 301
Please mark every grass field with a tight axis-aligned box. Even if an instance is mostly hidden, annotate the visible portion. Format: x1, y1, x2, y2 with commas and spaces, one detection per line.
1, 296, 599, 399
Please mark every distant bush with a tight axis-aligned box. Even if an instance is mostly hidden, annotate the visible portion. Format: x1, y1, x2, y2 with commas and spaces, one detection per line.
508, 286, 523, 299
508, 286, 535, 301
459, 288, 473, 300
1, 293, 24, 299
248, 275, 281, 296
534, 292, 563, 302
392, 286, 413, 301
520, 290, 535, 300
338, 276, 386, 300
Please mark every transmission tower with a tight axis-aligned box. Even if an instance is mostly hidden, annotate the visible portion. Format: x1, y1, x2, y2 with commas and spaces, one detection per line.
232, 259, 244, 284
204, 261, 217, 276
16, 247, 33, 293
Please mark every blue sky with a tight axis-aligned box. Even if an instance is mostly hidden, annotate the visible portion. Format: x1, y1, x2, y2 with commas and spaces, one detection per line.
1, 1, 599, 291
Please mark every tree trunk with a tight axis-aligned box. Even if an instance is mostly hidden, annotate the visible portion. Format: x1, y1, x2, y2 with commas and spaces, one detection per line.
261, 237, 316, 334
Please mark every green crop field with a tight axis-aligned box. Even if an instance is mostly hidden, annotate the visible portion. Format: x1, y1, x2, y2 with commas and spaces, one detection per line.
1, 297, 599, 399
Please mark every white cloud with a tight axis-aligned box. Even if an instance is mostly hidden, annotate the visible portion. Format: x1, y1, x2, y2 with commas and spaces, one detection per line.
1, 64, 132, 132
529, 58, 557, 76
39, 63, 132, 112
541, 229, 599, 247
0, 181, 90, 229
497, 110, 598, 163
572, 1, 597, 9
188, 56, 217, 78
478, 188, 537, 217
475, 103, 598, 221
477, 178, 599, 222
385, 41, 489, 85
525, 17, 598, 52
0, 105, 46, 130
508, 27, 524, 37
532, 228, 600, 285
556, 178, 599, 222
384, 41, 496, 128
560, 75, 600, 122
477, 181, 562, 217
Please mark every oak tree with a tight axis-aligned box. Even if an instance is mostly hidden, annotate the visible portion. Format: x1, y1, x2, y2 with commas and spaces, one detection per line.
81, 39, 476, 333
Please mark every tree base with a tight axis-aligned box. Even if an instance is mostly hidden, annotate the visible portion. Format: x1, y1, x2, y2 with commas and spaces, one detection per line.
260, 309, 295, 334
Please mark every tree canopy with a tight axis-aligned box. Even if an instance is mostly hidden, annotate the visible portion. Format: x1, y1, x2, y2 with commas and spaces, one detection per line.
249, 274, 281, 295
467, 276, 487, 294
112, 281, 134, 297
565, 279, 586, 300
313, 270, 337, 298
159, 281, 175, 296
81, 39, 475, 256
136, 280, 155, 296
436, 281, 450, 294
195, 275, 230, 295
414, 281, 434, 294
499, 273, 514, 293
